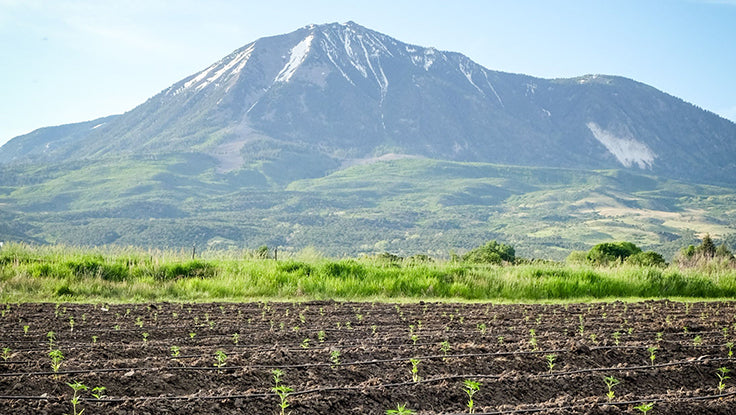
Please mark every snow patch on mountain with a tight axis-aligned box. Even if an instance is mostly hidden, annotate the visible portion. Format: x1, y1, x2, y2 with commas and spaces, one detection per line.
587, 122, 656, 169
275, 34, 314, 83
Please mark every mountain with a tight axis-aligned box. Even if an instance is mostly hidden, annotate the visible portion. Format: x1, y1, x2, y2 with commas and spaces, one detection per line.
1, 22, 735, 258
3, 21, 736, 184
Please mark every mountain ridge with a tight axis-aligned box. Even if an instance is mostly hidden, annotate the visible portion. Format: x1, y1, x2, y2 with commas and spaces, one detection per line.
3, 21, 735, 186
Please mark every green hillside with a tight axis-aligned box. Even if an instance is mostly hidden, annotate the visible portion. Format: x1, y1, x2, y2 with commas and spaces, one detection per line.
1, 156, 734, 260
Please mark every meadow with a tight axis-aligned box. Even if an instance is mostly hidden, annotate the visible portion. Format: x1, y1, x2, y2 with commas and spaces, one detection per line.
1, 243, 735, 303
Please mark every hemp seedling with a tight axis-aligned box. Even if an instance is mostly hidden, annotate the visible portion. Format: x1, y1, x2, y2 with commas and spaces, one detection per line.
604, 376, 620, 401
142, 332, 149, 344
716, 367, 730, 393
385, 403, 415, 415
23, 325, 29, 335
91, 386, 107, 399
271, 369, 291, 415
440, 341, 451, 360
47, 331, 56, 349
232, 333, 240, 345
170, 345, 181, 358
545, 354, 557, 373
301, 338, 310, 349
66, 380, 88, 415
317, 330, 326, 343
726, 341, 734, 358
410, 358, 421, 382
463, 379, 481, 414
330, 350, 341, 368
214, 350, 227, 368
634, 402, 654, 413
49, 349, 64, 374
648, 346, 658, 366
1, 347, 10, 361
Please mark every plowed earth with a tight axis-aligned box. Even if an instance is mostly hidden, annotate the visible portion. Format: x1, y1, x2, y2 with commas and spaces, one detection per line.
1, 300, 736, 414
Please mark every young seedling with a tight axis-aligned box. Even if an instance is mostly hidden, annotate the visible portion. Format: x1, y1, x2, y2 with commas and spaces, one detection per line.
463, 379, 481, 414
716, 367, 730, 393
529, 329, 538, 350
23, 325, 29, 336
170, 345, 181, 358
91, 335, 98, 345
317, 330, 326, 343
271, 369, 291, 415
726, 341, 734, 358
214, 350, 227, 369
693, 335, 703, 347
545, 354, 557, 373
648, 346, 658, 366
69, 316, 75, 332
410, 334, 419, 346
232, 333, 240, 345
142, 332, 149, 344
189, 332, 196, 340
604, 375, 620, 401
47, 331, 56, 349
385, 402, 415, 415
1, 347, 10, 361
440, 340, 451, 360
634, 402, 654, 413
49, 349, 64, 374
410, 358, 421, 382
330, 350, 341, 368
301, 338, 310, 349
66, 380, 88, 415
612, 331, 621, 346
91, 386, 107, 399
477, 323, 487, 334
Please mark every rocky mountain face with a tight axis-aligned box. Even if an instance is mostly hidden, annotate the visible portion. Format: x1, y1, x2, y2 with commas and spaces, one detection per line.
2, 21, 735, 185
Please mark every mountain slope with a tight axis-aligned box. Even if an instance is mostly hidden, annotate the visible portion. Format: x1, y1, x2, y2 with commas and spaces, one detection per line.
2, 22, 735, 185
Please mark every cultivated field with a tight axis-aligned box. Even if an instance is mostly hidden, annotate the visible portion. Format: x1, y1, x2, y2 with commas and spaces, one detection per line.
1, 300, 735, 414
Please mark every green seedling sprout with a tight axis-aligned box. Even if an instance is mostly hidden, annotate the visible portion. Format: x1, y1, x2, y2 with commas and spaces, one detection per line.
142, 332, 149, 344
66, 380, 88, 415
271, 369, 291, 415
385, 402, 415, 415
529, 329, 538, 350
170, 345, 181, 358
330, 350, 341, 368
693, 335, 703, 347
612, 331, 621, 346
232, 333, 240, 345
545, 354, 556, 373
604, 375, 620, 401
91, 336, 98, 344
463, 379, 481, 414
477, 323, 487, 334
214, 350, 227, 368
189, 332, 196, 340
47, 331, 56, 349
440, 340, 451, 360
69, 316, 75, 332
410, 334, 419, 345
648, 346, 658, 366
717, 367, 730, 393
634, 402, 654, 413
1, 347, 10, 361
91, 386, 107, 399
301, 338, 310, 349
410, 358, 421, 382
317, 330, 326, 343
50, 349, 64, 374
726, 341, 734, 358
23, 325, 29, 335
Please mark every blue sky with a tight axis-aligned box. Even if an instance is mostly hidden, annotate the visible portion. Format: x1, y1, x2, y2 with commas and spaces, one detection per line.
1, 0, 735, 147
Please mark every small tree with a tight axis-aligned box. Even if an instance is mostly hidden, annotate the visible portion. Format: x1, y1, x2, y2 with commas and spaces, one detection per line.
462, 240, 515, 264
586, 242, 641, 265
699, 234, 716, 258
625, 251, 666, 267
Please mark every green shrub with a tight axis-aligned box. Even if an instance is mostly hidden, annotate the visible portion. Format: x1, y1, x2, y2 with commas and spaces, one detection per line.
586, 242, 641, 265
626, 251, 666, 267
463, 240, 515, 264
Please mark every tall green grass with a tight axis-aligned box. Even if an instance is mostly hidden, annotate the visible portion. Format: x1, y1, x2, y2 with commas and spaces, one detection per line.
1, 243, 735, 303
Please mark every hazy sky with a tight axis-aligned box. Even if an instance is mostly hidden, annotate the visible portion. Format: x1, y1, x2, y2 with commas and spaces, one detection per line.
1, 0, 735, 147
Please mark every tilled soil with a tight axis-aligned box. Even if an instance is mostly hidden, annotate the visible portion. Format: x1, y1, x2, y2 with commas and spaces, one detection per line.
1, 300, 735, 414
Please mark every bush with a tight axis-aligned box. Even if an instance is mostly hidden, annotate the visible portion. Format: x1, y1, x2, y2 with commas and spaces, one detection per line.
463, 241, 515, 265
625, 251, 666, 267
586, 242, 641, 265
